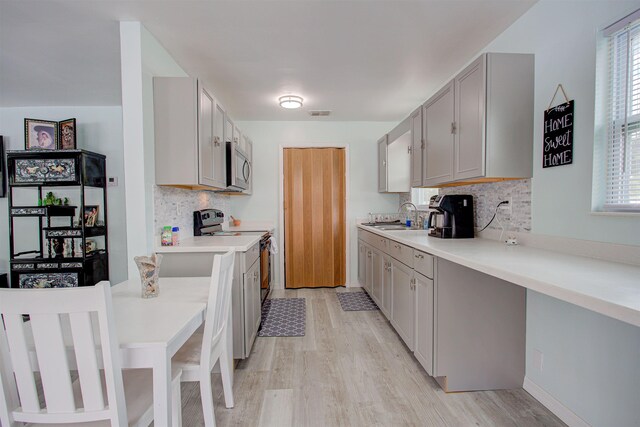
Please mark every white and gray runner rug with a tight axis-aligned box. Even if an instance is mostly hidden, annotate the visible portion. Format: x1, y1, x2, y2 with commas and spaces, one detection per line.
336, 291, 379, 311
258, 298, 306, 337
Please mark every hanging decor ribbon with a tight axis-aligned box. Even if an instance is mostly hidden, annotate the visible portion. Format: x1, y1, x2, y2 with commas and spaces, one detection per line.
543, 84, 574, 168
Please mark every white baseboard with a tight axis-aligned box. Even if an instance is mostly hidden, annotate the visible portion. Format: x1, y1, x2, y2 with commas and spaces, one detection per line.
523, 377, 591, 427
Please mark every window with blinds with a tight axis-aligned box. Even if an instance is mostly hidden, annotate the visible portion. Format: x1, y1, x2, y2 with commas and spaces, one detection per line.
604, 10, 640, 211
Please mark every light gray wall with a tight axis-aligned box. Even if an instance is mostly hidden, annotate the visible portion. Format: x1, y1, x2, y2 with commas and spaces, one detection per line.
475, 2, 640, 425
0, 106, 128, 285
231, 121, 399, 287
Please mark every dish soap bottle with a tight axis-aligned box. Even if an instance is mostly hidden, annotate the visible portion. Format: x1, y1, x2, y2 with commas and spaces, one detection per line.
161, 226, 173, 246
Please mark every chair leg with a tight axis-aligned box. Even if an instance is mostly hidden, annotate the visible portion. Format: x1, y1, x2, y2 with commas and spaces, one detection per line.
219, 343, 234, 409
200, 371, 217, 427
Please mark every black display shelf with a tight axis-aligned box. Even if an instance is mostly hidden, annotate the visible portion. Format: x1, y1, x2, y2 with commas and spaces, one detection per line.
7, 150, 109, 288
10, 205, 77, 217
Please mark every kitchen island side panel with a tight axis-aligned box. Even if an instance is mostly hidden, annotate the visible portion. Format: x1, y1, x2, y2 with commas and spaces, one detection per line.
435, 258, 526, 391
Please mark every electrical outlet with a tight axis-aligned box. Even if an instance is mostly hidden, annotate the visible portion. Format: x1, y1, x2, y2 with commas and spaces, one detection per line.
499, 197, 513, 215
533, 349, 544, 371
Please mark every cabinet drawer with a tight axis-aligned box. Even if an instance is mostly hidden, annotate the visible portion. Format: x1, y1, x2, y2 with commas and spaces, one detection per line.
371, 235, 388, 252
413, 250, 434, 279
389, 241, 414, 268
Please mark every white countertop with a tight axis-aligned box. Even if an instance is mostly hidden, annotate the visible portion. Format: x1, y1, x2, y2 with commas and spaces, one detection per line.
155, 235, 262, 253
222, 221, 275, 233
358, 225, 640, 328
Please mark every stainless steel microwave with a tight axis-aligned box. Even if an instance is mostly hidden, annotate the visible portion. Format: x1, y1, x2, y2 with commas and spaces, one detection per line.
226, 141, 250, 191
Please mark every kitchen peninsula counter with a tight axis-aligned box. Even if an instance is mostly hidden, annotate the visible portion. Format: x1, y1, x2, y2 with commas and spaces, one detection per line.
357, 225, 640, 328
155, 234, 263, 253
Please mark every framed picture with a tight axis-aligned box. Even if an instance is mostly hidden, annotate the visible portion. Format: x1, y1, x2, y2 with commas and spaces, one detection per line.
58, 118, 76, 150
24, 119, 58, 150
83, 205, 99, 227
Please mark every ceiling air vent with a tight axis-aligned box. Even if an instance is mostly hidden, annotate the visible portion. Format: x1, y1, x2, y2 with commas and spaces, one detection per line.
308, 110, 331, 117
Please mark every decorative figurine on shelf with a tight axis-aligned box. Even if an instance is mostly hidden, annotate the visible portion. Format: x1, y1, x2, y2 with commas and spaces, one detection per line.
52, 238, 65, 257
134, 253, 162, 298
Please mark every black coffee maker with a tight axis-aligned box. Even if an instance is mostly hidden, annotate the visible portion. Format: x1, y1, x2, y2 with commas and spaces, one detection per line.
427, 194, 474, 238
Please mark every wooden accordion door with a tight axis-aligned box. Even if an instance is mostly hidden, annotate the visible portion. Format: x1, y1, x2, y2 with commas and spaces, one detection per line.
284, 148, 346, 288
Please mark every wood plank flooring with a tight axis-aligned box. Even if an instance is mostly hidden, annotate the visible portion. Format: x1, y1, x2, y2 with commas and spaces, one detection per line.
179, 288, 566, 426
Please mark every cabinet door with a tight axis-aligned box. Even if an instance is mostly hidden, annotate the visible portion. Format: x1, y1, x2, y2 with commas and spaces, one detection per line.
381, 254, 392, 318
377, 135, 388, 192
198, 84, 217, 187
212, 101, 227, 187
454, 55, 486, 181
423, 81, 455, 187
243, 261, 261, 357
410, 108, 423, 187
391, 258, 414, 350
358, 240, 367, 286
371, 248, 383, 306
364, 246, 373, 294
224, 115, 234, 144
414, 271, 434, 376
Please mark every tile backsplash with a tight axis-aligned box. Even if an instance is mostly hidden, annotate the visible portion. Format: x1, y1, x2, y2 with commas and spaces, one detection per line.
154, 186, 230, 237
439, 179, 531, 233
401, 179, 532, 233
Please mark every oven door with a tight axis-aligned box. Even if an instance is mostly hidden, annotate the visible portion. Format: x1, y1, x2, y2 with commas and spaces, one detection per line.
260, 238, 271, 303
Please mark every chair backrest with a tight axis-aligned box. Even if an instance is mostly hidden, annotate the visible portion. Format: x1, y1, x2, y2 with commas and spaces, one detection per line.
0, 282, 127, 426
201, 251, 236, 368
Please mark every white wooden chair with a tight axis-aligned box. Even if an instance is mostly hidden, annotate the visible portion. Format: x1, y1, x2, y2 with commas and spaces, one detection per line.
0, 281, 182, 427
172, 251, 235, 427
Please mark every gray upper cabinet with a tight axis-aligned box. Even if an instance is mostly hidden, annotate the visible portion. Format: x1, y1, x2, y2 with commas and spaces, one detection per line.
377, 135, 388, 192
379, 118, 411, 193
423, 81, 455, 187
154, 77, 227, 189
422, 52, 534, 187
410, 107, 423, 187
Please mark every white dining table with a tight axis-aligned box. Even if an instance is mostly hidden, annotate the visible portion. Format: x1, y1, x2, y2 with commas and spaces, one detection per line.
110, 276, 232, 427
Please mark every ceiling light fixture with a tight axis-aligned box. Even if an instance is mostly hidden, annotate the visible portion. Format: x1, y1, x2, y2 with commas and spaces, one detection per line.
279, 95, 303, 109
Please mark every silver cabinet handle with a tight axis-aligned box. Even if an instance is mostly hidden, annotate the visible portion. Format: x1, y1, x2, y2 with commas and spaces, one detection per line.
213, 136, 221, 147
415, 253, 424, 259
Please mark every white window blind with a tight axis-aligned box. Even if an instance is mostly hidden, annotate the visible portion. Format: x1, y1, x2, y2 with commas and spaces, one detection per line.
605, 13, 640, 211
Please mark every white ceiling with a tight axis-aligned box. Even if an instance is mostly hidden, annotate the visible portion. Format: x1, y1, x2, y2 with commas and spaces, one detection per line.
0, 0, 536, 121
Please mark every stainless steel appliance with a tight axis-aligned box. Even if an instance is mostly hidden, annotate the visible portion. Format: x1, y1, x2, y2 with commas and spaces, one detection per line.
194, 208, 271, 302
427, 194, 474, 238
259, 235, 272, 303
193, 208, 272, 358
226, 141, 250, 191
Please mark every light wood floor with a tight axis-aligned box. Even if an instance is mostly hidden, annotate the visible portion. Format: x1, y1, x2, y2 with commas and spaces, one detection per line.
180, 288, 566, 426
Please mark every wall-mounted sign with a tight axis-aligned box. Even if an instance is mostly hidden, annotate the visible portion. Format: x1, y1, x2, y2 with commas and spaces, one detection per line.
543, 100, 574, 168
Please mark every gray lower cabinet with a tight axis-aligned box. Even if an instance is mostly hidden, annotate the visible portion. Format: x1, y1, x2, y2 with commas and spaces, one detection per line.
370, 248, 383, 306
434, 258, 525, 392
154, 243, 262, 360
243, 258, 261, 358
413, 271, 434, 376
358, 239, 367, 286
357, 228, 526, 393
390, 257, 415, 351
364, 246, 373, 294
381, 254, 392, 318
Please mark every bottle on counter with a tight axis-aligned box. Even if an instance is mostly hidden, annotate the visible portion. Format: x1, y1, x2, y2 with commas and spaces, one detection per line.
161, 226, 173, 246
171, 227, 180, 246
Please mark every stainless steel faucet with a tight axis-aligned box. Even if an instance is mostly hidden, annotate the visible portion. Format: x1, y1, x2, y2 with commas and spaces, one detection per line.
398, 202, 419, 227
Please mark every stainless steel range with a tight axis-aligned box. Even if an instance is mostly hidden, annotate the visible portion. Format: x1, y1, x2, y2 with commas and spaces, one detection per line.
194, 209, 272, 303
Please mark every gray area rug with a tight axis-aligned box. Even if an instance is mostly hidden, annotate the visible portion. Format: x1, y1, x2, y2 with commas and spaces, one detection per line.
336, 291, 379, 311
258, 298, 306, 337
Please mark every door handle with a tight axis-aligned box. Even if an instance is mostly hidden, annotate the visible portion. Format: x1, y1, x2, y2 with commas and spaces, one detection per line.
213, 136, 221, 147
